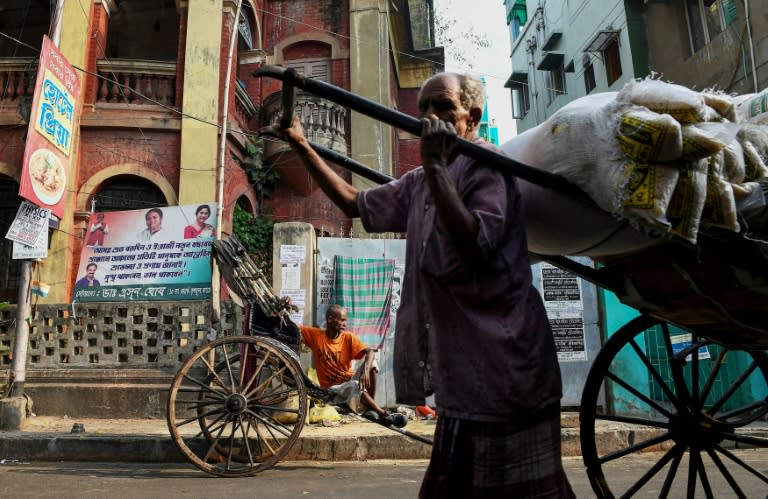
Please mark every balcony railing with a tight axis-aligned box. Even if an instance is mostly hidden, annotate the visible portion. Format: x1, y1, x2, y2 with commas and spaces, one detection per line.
96, 59, 177, 106
0, 58, 37, 103
262, 89, 347, 155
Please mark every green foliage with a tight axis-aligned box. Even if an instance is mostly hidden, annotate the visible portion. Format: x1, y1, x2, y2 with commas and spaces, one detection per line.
232, 204, 274, 276
240, 136, 280, 215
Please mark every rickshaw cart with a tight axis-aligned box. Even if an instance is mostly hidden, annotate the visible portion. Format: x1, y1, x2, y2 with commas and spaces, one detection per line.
165, 67, 768, 498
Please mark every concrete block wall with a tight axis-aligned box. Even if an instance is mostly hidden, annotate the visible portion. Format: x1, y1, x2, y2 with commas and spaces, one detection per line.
0, 301, 241, 369
0, 300, 242, 417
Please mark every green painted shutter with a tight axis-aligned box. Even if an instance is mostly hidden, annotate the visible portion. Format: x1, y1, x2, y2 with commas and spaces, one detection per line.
722, 0, 738, 26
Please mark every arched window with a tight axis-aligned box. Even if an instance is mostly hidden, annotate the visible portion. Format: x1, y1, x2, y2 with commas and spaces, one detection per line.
0, 176, 23, 302
106, 0, 180, 60
90, 175, 167, 212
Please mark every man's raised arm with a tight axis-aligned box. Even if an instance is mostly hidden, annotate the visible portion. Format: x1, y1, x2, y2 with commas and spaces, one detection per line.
270, 116, 360, 218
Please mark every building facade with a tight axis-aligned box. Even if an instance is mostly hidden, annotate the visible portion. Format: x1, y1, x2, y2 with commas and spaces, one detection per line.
0, 0, 442, 415
504, 0, 767, 132
0, 0, 442, 304
501, 0, 768, 415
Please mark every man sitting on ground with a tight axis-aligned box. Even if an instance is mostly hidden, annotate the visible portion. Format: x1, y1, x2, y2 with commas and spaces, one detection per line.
298, 303, 406, 428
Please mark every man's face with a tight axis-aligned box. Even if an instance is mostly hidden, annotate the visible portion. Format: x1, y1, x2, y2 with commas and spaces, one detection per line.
86, 265, 97, 278
146, 212, 162, 233
418, 74, 474, 139
326, 308, 348, 335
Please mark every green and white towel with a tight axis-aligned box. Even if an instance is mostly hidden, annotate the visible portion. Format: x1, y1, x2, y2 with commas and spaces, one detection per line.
332, 256, 395, 349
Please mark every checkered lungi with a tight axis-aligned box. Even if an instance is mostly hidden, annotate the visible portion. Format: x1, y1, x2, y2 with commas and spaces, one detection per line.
419, 406, 575, 499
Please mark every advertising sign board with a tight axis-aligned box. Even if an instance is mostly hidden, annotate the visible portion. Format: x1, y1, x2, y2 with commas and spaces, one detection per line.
18, 36, 81, 219
73, 203, 217, 302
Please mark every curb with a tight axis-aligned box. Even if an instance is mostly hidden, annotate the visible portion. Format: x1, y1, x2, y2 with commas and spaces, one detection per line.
2, 423, 766, 464
0, 431, 436, 463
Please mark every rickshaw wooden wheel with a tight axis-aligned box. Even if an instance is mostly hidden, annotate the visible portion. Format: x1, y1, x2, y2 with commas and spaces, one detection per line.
167, 335, 308, 477
580, 315, 768, 498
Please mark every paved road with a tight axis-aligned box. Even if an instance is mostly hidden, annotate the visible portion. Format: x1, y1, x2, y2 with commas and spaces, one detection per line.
1, 451, 766, 498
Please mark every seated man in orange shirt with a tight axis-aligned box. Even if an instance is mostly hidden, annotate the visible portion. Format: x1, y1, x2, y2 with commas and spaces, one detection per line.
300, 303, 406, 428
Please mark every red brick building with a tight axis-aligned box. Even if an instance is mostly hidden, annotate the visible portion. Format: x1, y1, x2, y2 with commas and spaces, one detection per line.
0, 0, 443, 304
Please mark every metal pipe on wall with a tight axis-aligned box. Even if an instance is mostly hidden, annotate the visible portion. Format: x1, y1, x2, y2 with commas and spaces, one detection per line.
211, 0, 245, 334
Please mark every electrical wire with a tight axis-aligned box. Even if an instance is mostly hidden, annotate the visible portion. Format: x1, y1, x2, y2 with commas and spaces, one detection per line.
0, 2, 461, 245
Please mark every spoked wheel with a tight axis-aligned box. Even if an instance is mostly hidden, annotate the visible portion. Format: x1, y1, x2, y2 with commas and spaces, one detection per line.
167, 335, 308, 477
580, 315, 768, 498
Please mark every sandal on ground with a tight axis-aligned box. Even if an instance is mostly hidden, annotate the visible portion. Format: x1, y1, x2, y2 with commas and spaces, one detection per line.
362, 410, 408, 429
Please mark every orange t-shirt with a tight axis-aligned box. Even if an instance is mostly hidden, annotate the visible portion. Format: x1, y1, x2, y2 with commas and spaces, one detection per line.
300, 325, 368, 388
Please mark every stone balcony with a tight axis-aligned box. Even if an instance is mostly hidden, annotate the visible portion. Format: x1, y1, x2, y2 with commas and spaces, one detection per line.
262, 89, 348, 195
95, 59, 177, 106
0, 57, 37, 125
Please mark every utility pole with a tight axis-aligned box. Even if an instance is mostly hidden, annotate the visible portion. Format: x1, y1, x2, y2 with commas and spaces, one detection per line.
0, 260, 31, 429
9, 260, 31, 397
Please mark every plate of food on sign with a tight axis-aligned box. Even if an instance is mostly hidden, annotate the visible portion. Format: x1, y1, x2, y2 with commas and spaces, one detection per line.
28, 148, 66, 205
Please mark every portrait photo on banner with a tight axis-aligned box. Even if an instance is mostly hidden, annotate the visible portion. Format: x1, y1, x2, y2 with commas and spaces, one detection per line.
74, 203, 218, 302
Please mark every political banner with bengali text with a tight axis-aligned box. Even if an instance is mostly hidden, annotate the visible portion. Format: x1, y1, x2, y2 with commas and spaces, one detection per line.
19, 36, 81, 219
73, 203, 218, 302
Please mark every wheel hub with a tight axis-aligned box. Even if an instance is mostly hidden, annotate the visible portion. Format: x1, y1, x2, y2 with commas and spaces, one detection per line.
225, 393, 248, 415
670, 410, 734, 447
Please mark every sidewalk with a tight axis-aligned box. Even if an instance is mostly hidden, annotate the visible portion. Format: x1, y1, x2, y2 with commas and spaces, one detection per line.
1, 412, 766, 464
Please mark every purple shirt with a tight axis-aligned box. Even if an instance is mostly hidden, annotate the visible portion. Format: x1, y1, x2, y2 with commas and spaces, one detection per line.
357, 141, 561, 422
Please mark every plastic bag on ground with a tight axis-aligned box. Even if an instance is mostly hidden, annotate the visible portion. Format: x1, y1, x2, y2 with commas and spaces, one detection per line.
309, 403, 341, 424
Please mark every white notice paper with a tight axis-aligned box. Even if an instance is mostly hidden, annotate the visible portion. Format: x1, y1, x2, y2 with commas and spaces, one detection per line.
5, 201, 51, 246
279, 289, 306, 309
281, 263, 301, 289
289, 310, 304, 325
280, 244, 306, 264
13, 226, 48, 259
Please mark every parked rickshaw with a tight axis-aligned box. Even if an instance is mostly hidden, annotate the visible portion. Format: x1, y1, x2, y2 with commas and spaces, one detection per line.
166, 67, 768, 497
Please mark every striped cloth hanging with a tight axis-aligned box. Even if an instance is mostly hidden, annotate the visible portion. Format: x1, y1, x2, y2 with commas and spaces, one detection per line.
332, 256, 395, 349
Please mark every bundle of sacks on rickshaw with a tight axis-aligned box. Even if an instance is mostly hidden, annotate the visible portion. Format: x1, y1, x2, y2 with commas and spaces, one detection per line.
503, 77, 768, 246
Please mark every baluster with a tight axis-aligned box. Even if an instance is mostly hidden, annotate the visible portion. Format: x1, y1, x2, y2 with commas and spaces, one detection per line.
7, 71, 17, 99
322, 103, 331, 133
130, 73, 141, 103
316, 102, 325, 134
109, 74, 120, 102
0, 71, 6, 101
338, 109, 347, 136
161, 75, 169, 105
298, 101, 309, 131
155, 75, 166, 105
144, 74, 154, 102
306, 101, 315, 132
331, 108, 340, 137
121, 73, 131, 102
15, 71, 24, 98
98, 73, 109, 102
169, 75, 176, 105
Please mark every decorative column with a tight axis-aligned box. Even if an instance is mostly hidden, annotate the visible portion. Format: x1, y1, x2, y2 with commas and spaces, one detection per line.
178, 0, 222, 205
349, 0, 394, 195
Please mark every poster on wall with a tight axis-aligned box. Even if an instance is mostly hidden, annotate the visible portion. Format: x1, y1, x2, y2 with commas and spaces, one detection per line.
540, 262, 588, 362
73, 203, 217, 302
5, 200, 51, 247
18, 36, 81, 219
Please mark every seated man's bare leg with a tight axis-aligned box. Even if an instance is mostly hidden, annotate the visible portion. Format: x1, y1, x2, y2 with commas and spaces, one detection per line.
360, 367, 388, 418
